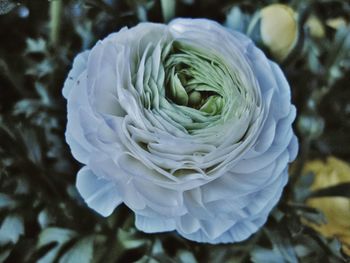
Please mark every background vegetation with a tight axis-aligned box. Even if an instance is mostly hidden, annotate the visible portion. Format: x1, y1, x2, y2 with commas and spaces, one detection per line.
0, 0, 350, 262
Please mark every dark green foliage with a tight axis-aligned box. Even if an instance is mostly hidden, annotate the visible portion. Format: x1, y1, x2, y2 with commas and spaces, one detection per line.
1, 0, 350, 262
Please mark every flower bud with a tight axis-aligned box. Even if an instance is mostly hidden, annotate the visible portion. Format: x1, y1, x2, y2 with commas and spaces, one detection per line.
260, 4, 299, 62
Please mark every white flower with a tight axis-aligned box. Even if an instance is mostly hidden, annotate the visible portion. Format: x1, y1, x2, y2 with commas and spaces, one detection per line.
63, 18, 298, 244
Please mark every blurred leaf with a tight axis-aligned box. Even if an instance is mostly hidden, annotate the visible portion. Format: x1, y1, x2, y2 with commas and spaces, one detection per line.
179, 0, 193, 4
136, 4, 147, 22
25, 38, 47, 55
58, 236, 94, 263
305, 39, 322, 74
0, 248, 11, 262
26, 59, 55, 78
297, 113, 325, 140
177, 250, 197, 263
160, 0, 175, 22
4, 238, 38, 263
0, 214, 24, 245
288, 203, 327, 227
0, 194, 16, 210
265, 226, 298, 263
251, 247, 286, 263
38, 209, 55, 229
0, 0, 16, 15
326, 26, 350, 68
0, 58, 9, 77
328, 239, 344, 259
246, 13, 262, 44
84, 0, 115, 15
117, 246, 148, 263
117, 229, 148, 250
226, 7, 248, 32
34, 82, 51, 105
300, 209, 327, 226
309, 183, 350, 198
13, 99, 45, 117
75, 21, 94, 50
294, 172, 315, 202
37, 227, 76, 263
136, 255, 160, 263
151, 254, 177, 263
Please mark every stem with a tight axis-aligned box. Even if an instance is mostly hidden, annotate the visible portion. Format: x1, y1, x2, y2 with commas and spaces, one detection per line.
160, 0, 175, 23
49, 0, 62, 47
237, 231, 263, 262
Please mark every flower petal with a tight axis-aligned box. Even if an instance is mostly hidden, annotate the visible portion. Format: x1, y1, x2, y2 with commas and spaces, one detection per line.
76, 167, 122, 217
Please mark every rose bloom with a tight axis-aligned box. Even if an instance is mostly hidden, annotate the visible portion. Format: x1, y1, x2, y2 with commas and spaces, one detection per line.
63, 18, 298, 244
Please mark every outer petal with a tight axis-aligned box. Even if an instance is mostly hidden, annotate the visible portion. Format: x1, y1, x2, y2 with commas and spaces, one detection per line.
135, 214, 176, 233
62, 51, 89, 99
76, 167, 122, 217
65, 71, 99, 164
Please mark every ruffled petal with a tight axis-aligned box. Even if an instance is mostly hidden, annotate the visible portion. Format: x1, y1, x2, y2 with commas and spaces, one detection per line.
135, 214, 176, 233
62, 51, 89, 99
76, 167, 122, 217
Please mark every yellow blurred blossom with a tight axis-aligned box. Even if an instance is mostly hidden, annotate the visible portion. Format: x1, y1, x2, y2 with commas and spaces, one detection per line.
326, 17, 348, 30
303, 157, 350, 256
260, 4, 298, 62
306, 15, 325, 39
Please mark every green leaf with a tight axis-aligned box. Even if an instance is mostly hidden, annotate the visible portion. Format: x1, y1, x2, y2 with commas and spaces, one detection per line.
136, 255, 161, 263
265, 227, 298, 263
294, 172, 315, 202
34, 82, 51, 105
25, 59, 55, 78
160, 0, 175, 23
117, 229, 148, 250
0, 214, 24, 245
0, 0, 16, 15
287, 203, 326, 226
297, 113, 325, 140
0, 193, 16, 210
38, 209, 55, 229
37, 227, 76, 263
300, 209, 327, 226
75, 21, 94, 50
59, 236, 94, 263
0, 248, 11, 262
325, 26, 350, 86
251, 247, 286, 263
177, 250, 197, 263
25, 38, 48, 54
309, 183, 350, 198
225, 7, 246, 32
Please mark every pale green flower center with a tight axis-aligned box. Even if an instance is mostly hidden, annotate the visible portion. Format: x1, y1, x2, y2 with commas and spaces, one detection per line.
137, 39, 254, 134
164, 41, 225, 116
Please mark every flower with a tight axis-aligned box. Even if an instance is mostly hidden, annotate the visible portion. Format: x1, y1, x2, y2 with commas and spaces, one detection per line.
303, 157, 350, 256
260, 4, 298, 61
63, 18, 298, 244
